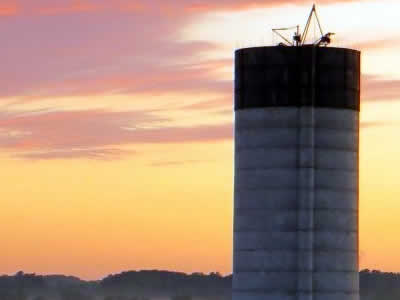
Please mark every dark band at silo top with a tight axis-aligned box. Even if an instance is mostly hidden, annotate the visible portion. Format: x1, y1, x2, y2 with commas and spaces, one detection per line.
234, 46, 360, 111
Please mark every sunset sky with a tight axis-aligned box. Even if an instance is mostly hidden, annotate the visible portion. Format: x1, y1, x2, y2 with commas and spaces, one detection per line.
0, 0, 400, 280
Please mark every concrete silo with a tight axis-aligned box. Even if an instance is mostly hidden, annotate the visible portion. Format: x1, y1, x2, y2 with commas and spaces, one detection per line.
233, 45, 360, 300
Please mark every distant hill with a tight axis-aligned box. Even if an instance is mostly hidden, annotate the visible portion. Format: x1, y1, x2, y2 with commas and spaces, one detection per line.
0, 269, 399, 300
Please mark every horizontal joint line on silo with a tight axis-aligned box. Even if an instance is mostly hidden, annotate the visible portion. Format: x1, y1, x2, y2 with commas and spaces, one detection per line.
234, 246, 357, 251
234, 287, 360, 292
235, 228, 358, 232
236, 167, 357, 172
234, 106, 361, 111
234, 90, 361, 98
235, 208, 358, 214
234, 230, 357, 234
234, 249, 358, 255
236, 126, 358, 132
234, 248, 357, 253
233, 289, 359, 294
234, 249, 357, 254
233, 289, 297, 295
236, 270, 353, 274
234, 84, 359, 90
236, 63, 358, 69
234, 267, 358, 274
235, 187, 357, 193
235, 146, 357, 152
236, 146, 357, 153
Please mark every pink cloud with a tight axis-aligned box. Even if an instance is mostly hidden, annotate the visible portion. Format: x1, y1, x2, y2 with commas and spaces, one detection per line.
180, 0, 362, 13
19, 148, 134, 160
0, 8, 230, 99
7, 0, 363, 17
0, 109, 164, 150
347, 39, 400, 52
360, 121, 392, 129
36, 56, 231, 98
0, 109, 232, 159
31, 1, 147, 15
180, 97, 232, 111
362, 75, 400, 101
150, 159, 209, 167
36, 0, 104, 15
0, 1, 18, 15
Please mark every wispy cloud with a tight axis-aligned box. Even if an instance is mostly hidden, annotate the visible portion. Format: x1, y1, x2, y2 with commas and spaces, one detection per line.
180, 97, 232, 111
150, 159, 210, 167
360, 121, 394, 128
18, 147, 134, 160
0, 109, 232, 159
363, 75, 400, 101
36, 0, 104, 15
0, 10, 228, 99
348, 39, 400, 51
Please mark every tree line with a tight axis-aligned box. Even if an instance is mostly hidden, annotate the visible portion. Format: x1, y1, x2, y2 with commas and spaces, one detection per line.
0, 269, 399, 300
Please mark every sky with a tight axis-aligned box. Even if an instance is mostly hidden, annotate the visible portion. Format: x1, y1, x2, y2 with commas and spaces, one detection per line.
0, 0, 400, 280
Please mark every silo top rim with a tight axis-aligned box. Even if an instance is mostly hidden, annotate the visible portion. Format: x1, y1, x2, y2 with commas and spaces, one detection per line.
235, 46, 360, 55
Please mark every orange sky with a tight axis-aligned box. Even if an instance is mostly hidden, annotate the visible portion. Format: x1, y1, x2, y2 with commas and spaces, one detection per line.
1, 0, 400, 280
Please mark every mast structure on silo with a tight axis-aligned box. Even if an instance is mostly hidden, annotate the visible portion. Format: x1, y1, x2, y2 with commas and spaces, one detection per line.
272, 4, 335, 47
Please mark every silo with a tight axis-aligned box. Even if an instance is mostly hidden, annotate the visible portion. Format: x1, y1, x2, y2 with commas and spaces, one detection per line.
233, 46, 360, 300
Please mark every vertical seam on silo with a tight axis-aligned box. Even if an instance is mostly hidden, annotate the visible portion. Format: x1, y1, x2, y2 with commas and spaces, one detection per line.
344, 51, 347, 109
310, 45, 316, 300
295, 47, 315, 300
295, 47, 300, 298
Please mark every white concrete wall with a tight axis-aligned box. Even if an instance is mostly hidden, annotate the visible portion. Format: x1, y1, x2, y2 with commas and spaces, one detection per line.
233, 107, 359, 300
